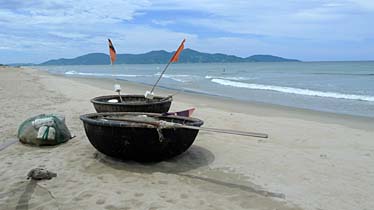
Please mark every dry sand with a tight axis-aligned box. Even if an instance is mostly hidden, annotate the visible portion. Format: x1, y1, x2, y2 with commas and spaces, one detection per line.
0, 66, 373, 210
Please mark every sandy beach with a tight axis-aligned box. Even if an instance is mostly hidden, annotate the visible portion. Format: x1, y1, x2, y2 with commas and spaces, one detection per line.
1, 66, 374, 210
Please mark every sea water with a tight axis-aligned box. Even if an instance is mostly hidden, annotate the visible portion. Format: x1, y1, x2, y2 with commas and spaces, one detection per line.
37, 61, 374, 117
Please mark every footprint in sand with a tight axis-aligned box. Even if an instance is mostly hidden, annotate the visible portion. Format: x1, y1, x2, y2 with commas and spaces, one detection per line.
73, 192, 93, 201
158, 180, 168, 185
96, 198, 106, 205
134, 193, 144, 197
166, 199, 177, 204
180, 193, 189, 199
0, 181, 59, 210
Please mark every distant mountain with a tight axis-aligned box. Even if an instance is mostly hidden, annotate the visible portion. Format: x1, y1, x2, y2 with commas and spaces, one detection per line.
39, 48, 300, 65
245, 55, 299, 62
41, 53, 109, 65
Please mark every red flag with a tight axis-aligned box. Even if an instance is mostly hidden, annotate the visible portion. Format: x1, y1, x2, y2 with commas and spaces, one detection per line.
108, 39, 116, 64
170, 39, 185, 63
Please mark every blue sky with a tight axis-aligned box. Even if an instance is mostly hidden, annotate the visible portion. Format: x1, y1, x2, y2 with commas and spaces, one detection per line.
0, 0, 374, 63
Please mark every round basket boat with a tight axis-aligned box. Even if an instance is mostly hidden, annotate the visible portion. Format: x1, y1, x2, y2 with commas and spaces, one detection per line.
91, 95, 172, 113
80, 112, 204, 162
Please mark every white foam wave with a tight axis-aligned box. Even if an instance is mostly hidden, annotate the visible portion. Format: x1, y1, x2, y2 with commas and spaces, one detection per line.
64, 71, 146, 78
205, 75, 249, 81
154, 73, 198, 83
211, 78, 374, 102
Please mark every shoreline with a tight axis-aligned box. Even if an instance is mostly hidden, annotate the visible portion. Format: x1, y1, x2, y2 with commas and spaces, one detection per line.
44, 70, 374, 131
35, 63, 374, 119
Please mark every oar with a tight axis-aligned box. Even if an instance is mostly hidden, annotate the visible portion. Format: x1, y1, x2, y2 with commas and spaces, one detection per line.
189, 126, 268, 138
103, 117, 268, 138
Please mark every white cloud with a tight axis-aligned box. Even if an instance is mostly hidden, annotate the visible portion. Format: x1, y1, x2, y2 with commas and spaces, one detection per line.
0, 0, 373, 63
83, 25, 197, 54
350, 0, 374, 10
0, 0, 150, 25
147, 0, 374, 40
151, 19, 175, 26
48, 32, 89, 39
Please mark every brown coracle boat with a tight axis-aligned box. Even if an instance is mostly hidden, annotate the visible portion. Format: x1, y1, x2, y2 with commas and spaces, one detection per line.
80, 112, 203, 162
91, 95, 172, 113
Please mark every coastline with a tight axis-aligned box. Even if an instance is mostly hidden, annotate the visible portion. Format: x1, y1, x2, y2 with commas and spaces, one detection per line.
36, 61, 374, 118
1, 66, 374, 210
55, 69, 374, 131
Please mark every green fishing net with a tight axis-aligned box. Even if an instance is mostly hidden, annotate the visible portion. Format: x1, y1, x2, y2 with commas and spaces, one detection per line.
17, 114, 73, 146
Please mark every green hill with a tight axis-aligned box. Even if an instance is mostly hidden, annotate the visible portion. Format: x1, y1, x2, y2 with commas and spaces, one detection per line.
40, 48, 299, 65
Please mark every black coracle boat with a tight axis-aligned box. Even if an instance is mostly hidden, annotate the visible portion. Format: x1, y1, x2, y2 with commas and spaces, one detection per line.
91, 95, 172, 113
80, 112, 203, 161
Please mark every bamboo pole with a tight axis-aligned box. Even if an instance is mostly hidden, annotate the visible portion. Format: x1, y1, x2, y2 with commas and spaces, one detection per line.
111, 62, 123, 103
104, 117, 268, 139
150, 61, 172, 94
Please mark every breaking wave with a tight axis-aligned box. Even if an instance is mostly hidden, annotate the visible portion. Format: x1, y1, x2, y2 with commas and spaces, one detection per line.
205, 75, 250, 81
211, 78, 374, 102
65, 71, 201, 83
64, 71, 147, 78
154, 72, 200, 83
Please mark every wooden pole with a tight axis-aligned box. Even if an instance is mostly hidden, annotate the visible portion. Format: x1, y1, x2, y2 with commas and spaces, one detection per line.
111, 62, 123, 103
104, 117, 268, 139
150, 61, 172, 93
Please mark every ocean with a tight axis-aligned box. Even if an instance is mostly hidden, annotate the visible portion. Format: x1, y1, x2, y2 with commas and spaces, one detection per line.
37, 61, 374, 117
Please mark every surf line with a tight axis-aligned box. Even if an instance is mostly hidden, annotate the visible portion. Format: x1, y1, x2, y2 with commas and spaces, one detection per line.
211, 78, 374, 102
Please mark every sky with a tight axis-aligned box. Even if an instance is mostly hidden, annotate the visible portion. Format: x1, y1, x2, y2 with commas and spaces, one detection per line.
0, 0, 374, 63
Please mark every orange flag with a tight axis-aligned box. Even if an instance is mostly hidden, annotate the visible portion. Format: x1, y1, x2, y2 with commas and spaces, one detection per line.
170, 39, 185, 63
108, 39, 116, 64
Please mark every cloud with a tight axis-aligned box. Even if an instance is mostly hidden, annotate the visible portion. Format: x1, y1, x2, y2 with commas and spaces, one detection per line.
48, 32, 90, 39
0, 0, 373, 63
0, 0, 150, 25
146, 0, 374, 40
351, 0, 374, 10
151, 19, 175, 26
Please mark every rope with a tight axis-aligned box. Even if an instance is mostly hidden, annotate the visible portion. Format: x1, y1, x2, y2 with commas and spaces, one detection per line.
42, 126, 50, 140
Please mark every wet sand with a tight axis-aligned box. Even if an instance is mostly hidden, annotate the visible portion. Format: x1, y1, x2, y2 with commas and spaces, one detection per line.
0, 66, 373, 210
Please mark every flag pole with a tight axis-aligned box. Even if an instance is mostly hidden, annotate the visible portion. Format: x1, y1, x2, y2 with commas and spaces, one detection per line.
145, 39, 185, 99
108, 38, 123, 103
150, 61, 171, 93
111, 62, 123, 103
